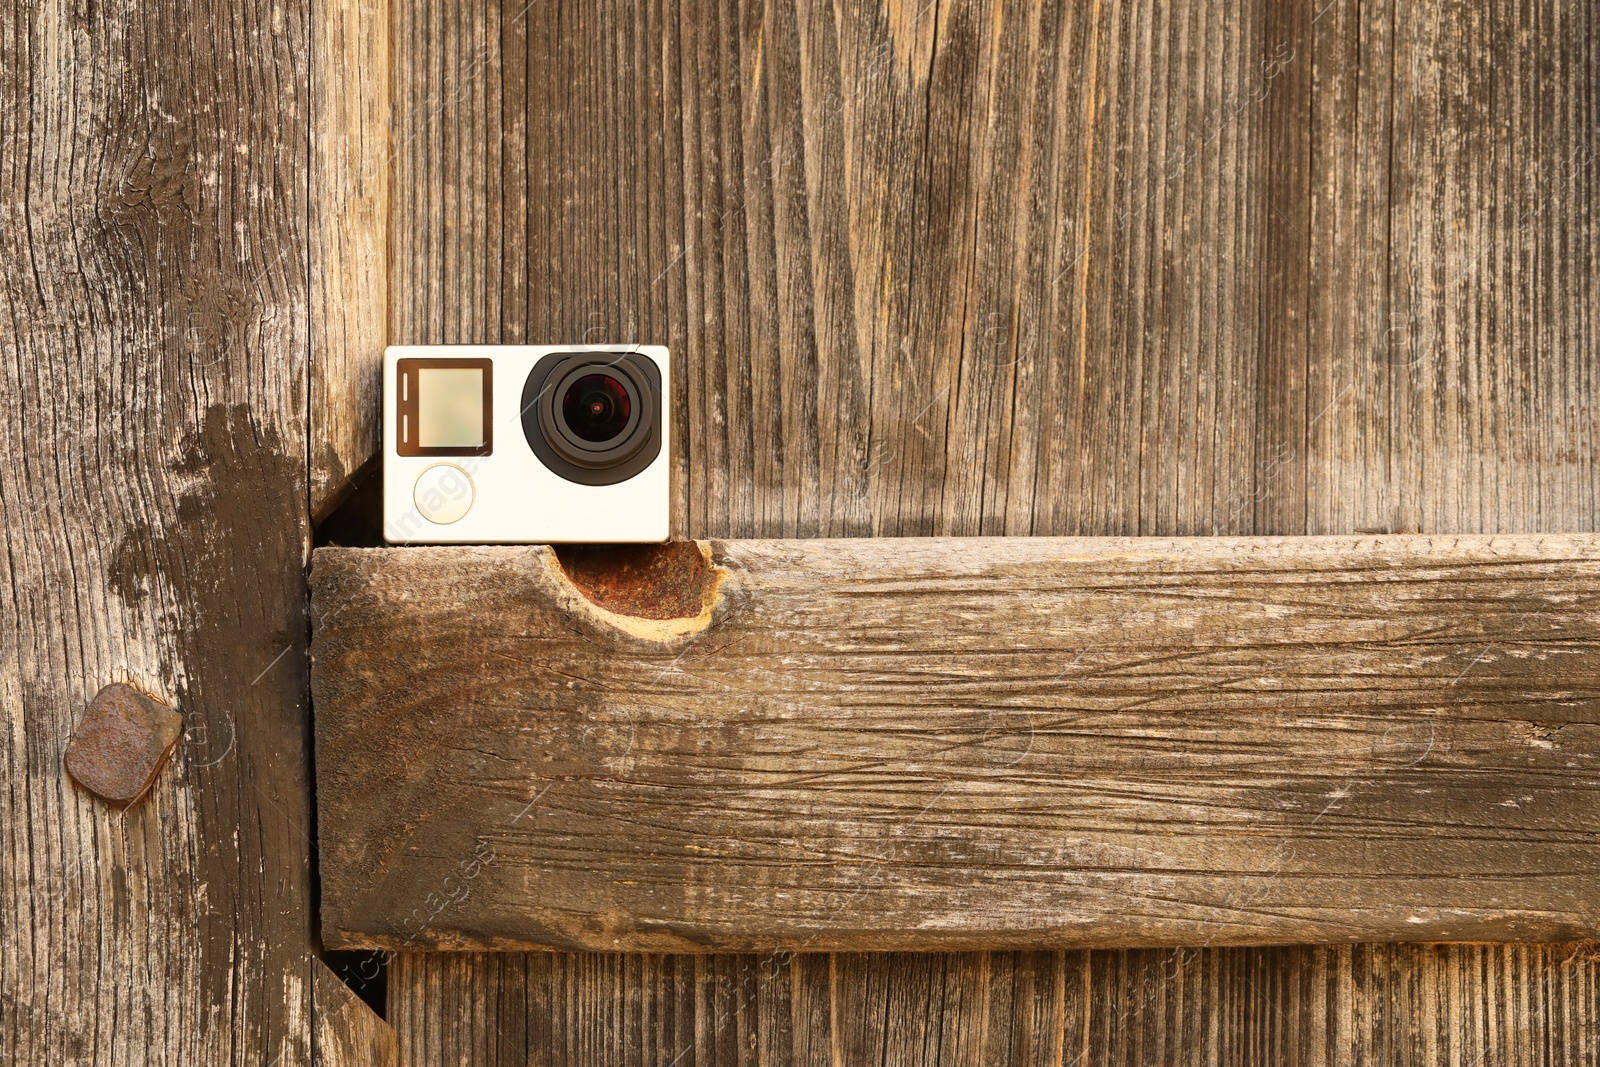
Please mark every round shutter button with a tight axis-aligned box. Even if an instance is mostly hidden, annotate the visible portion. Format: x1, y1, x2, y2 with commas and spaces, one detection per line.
413, 463, 474, 524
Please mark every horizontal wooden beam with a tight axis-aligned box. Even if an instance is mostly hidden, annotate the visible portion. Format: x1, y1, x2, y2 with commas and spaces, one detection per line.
311, 536, 1600, 952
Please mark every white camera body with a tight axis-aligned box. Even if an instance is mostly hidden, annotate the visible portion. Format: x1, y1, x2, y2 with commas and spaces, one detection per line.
382, 344, 671, 544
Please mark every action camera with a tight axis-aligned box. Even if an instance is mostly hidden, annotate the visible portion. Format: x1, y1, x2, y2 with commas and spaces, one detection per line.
382, 344, 670, 543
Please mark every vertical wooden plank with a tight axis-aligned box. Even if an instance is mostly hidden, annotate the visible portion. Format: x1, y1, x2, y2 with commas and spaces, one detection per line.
0, 0, 317, 1062
311, 0, 389, 515
389, 954, 422, 1066
1036, 0, 1273, 538
1305, 0, 1396, 536
313, 958, 398, 1067
1382, 0, 1600, 534
1254, 0, 1312, 535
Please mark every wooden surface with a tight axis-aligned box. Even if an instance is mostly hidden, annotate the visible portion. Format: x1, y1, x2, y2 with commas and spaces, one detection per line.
390, 946, 1600, 1066
381, 0, 1600, 1061
1, 0, 394, 1061
389, 0, 1600, 542
0, 0, 320, 1062
314, 958, 398, 1067
311, 0, 388, 516
315, 535, 1600, 953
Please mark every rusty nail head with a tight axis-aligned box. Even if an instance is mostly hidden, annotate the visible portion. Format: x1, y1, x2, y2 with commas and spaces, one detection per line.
63, 683, 183, 806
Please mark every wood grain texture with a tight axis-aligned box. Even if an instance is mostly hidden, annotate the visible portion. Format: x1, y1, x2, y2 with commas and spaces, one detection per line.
0, 0, 318, 1062
1303, 0, 1600, 537
389, 945, 1600, 1067
378, 0, 1600, 1060
315, 535, 1600, 953
313, 958, 398, 1067
311, 0, 389, 516
382, 0, 1597, 538
388, 0, 1283, 539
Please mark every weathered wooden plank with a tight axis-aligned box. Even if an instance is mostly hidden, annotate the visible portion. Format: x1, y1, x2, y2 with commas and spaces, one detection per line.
312, 958, 397, 1067
311, 0, 389, 516
390, 944, 1600, 1067
0, 0, 319, 1062
1304, 0, 1600, 538
1304, 0, 1398, 539
315, 535, 1600, 953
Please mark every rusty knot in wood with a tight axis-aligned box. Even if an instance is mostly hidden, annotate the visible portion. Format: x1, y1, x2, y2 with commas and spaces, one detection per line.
552, 541, 724, 626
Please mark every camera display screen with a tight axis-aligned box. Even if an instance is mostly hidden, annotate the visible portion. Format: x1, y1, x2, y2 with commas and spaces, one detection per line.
417, 368, 486, 448
396, 356, 493, 457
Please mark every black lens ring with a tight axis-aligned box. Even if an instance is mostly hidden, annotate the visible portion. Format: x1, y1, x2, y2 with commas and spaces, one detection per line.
547, 363, 647, 459
522, 351, 663, 486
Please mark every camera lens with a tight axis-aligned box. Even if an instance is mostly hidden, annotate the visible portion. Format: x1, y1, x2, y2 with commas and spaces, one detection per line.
522, 351, 663, 486
562, 374, 632, 442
